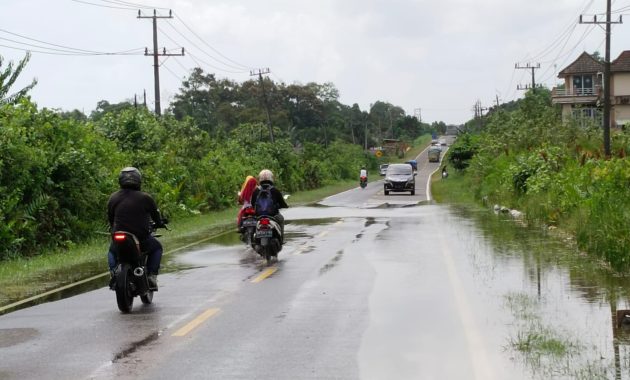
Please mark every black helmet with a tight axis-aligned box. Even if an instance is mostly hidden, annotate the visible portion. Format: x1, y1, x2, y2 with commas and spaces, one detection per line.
119, 167, 142, 190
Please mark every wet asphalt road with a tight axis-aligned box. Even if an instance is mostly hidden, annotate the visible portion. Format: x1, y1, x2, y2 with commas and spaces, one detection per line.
0, 137, 539, 379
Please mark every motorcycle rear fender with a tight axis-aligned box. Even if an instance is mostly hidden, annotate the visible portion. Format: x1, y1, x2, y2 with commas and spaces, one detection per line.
112, 231, 143, 264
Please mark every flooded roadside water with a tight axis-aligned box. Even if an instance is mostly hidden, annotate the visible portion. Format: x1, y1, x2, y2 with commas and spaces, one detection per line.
451, 205, 630, 379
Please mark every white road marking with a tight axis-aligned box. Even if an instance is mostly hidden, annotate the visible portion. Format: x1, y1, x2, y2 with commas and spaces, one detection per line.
441, 238, 496, 380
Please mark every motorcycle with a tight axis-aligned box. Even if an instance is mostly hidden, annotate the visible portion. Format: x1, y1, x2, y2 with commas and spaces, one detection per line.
110, 221, 167, 313
239, 206, 257, 247
360, 175, 368, 189
253, 215, 283, 264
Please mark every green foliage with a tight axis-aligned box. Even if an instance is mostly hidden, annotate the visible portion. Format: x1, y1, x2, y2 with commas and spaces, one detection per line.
0, 52, 37, 105
0, 98, 381, 260
445, 89, 630, 270
448, 133, 479, 170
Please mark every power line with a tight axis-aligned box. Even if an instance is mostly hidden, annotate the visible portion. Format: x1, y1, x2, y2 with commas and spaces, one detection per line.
519, 0, 595, 62
163, 21, 248, 72
0, 28, 142, 55
100, 0, 169, 10
173, 12, 251, 70
70, 0, 136, 11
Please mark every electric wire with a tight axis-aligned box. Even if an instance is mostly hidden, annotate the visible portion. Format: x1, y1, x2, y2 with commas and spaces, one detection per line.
158, 26, 247, 74
70, 0, 136, 11
163, 21, 248, 72
0, 28, 142, 55
173, 12, 252, 70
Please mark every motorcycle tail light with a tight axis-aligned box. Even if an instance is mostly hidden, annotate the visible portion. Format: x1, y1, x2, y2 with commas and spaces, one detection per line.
260, 218, 270, 226
245, 208, 256, 215
113, 233, 126, 242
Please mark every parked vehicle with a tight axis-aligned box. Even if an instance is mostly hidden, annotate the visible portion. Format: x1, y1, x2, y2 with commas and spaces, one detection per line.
428, 146, 441, 162
379, 164, 389, 176
384, 163, 416, 195
111, 221, 168, 313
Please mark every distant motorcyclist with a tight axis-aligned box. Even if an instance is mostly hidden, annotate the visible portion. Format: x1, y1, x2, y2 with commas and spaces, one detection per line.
251, 169, 288, 240
360, 166, 368, 188
107, 167, 165, 289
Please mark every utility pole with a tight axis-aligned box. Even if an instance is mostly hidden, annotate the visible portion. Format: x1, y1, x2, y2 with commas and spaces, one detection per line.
515, 63, 541, 92
580, 3, 623, 157
250, 68, 274, 143
473, 100, 488, 130
138, 9, 184, 116
414, 108, 422, 122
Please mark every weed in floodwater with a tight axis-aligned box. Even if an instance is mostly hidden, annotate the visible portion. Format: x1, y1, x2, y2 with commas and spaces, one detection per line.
502, 292, 615, 379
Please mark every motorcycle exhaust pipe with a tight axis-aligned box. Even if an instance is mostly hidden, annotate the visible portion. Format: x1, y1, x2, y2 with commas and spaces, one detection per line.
133, 267, 145, 277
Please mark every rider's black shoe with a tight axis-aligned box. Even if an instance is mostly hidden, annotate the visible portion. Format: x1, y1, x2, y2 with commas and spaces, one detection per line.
148, 274, 158, 290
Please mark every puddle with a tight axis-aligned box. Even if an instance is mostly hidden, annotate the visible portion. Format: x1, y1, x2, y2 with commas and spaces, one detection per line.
447, 204, 630, 379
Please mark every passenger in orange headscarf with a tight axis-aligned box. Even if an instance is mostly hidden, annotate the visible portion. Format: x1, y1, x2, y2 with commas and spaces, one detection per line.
237, 175, 258, 227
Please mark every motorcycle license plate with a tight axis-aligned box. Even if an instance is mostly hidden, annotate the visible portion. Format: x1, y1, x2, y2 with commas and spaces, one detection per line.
242, 219, 257, 227
256, 230, 273, 238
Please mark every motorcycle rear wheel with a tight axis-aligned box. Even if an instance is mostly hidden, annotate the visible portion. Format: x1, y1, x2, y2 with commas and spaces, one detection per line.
115, 264, 134, 313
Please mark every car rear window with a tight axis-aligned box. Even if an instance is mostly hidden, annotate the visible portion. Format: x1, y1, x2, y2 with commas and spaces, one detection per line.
387, 164, 412, 175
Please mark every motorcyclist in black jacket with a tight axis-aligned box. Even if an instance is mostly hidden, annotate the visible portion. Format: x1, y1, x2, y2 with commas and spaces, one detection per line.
107, 167, 165, 289
251, 169, 288, 240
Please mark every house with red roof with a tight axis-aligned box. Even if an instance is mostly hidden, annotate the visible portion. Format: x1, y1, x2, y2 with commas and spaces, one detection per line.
551, 50, 630, 127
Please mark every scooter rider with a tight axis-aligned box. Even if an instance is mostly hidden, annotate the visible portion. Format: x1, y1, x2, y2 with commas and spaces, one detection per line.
251, 169, 288, 240
107, 167, 165, 289
360, 166, 368, 183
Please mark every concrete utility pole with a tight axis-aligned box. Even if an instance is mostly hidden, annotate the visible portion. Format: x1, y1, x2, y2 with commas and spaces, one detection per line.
414, 108, 422, 122
138, 9, 184, 116
580, 2, 623, 157
250, 68, 274, 143
473, 100, 488, 130
515, 63, 541, 92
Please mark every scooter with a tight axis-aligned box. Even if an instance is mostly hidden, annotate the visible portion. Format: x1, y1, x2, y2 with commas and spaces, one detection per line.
239, 206, 257, 247
253, 215, 283, 264
360, 176, 368, 189
110, 221, 167, 313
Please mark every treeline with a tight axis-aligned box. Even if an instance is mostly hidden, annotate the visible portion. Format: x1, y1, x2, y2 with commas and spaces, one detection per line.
0, 66, 442, 260
448, 89, 630, 269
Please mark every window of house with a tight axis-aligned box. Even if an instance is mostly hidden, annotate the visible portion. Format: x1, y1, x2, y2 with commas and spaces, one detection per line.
573, 75, 594, 95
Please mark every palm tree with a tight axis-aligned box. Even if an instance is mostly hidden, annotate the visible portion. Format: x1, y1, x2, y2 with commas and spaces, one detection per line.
0, 52, 37, 105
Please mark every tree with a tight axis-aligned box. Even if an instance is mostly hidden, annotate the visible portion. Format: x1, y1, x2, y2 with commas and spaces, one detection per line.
0, 52, 37, 105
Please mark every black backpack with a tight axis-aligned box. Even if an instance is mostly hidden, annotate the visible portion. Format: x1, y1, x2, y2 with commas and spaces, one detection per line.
255, 186, 277, 216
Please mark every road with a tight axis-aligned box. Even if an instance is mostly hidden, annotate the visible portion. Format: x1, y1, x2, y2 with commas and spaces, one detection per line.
0, 137, 533, 379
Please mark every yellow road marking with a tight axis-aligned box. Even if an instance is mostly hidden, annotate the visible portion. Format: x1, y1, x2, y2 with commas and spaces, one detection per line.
251, 267, 277, 283
172, 308, 220, 337
317, 231, 329, 238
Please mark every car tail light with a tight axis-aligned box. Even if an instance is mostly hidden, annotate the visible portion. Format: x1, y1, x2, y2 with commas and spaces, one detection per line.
260, 218, 270, 226
113, 233, 126, 242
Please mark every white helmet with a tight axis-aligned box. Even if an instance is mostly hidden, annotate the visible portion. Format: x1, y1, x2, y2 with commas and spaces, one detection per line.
258, 169, 274, 182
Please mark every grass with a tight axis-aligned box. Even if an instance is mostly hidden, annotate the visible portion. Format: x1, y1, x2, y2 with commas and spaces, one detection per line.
0, 180, 357, 307
430, 166, 477, 204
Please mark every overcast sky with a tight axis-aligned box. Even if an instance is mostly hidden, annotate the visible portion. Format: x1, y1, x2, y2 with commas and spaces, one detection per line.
1, 0, 628, 124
